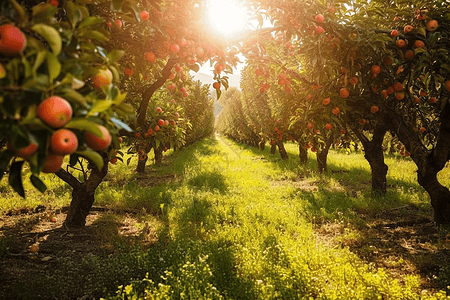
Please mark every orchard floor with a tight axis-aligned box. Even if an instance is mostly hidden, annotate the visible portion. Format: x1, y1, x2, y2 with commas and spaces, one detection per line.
1, 196, 449, 298
1, 138, 450, 298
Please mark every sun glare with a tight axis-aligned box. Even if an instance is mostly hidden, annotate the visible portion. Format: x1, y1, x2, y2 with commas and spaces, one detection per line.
204, 0, 249, 39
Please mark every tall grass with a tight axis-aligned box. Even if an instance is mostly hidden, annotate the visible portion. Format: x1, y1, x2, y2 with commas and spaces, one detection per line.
2, 136, 449, 299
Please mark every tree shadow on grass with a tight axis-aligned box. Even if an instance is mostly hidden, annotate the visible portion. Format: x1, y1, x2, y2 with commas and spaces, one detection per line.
187, 171, 228, 194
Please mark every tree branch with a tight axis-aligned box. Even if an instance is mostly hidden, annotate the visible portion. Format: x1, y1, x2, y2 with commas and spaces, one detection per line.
55, 168, 80, 189
136, 57, 179, 128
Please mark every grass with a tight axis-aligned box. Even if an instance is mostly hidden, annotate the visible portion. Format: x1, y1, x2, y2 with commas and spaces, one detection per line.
1, 135, 450, 299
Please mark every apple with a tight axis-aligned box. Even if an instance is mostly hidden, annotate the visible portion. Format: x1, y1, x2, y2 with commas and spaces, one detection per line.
144, 52, 156, 63
370, 106, 379, 113
426, 20, 438, 32
370, 65, 381, 75
404, 25, 413, 33
213, 82, 221, 89
92, 68, 113, 89
414, 40, 425, 48
390, 30, 398, 37
315, 14, 325, 23
404, 50, 414, 60
340, 88, 349, 98
396, 39, 406, 48
316, 26, 324, 34
156, 107, 163, 113
393, 82, 403, 91
0, 24, 27, 56
50, 129, 78, 155
124, 68, 134, 75
42, 153, 65, 173
322, 98, 330, 105
84, 125, 112, 151
37, 96, 72, 128
158, 119, 165, 126
140, 11, 149, 20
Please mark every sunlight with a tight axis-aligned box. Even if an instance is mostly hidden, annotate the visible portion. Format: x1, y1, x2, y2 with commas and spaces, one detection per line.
204, 0, 249, 39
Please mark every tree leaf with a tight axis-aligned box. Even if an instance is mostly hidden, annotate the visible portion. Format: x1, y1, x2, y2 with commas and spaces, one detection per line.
30, 174, 47, 193
46, 52, 61, 83
78, 16, 103, 29
110, 117, 132, 131
6, 0, 28, 25
111, 0, 125, 11
8, 161, 25, 197
78, 30, 108, 42
64, 118, 102, 136
75, 150, 104, 171
88, 99, 113, 116
188, 64, 200, 73
32, 50, 47, 76
59, 88, 87, 107
32, 24, 62, 55
0, 150, 14, 181
107, 50, 125, 64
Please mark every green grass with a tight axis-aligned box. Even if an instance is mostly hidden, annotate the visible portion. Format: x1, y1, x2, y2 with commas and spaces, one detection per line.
1, 136, 449, 299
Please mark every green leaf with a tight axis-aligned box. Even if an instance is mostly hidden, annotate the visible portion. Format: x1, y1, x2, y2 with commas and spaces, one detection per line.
88, 99, 113, 116
59, 88, 87, 107
65, 119, 103, 136
32, 24, 62, 55
155, 139, 160, 149
109, 65, 120, 84
30, 174, 47, 193
32, 2, 57, 22
188, 64, 200, 73
78, 30, 108, 42
111, 0, 125, 11
9, 161, 25, 197
32, 50, 47, 76
107, 50, 125, 64
65, 1, 80, 29
6, 0, 28, 25
112, 90, 127, 105
215, 88, 222, 99
75, 150, 104, 171
46, 52, 61, 83
21, 74, 49, 90
110, 117, 132, 132
78, 16, 103, 29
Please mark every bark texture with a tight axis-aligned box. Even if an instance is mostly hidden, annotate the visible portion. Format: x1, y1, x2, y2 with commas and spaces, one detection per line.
299, 144, 308, 165
384, 108, 450, 225
316, 135, 333, 173
55, 157, 109, 228
276, 141, 288, 160
351, 123, 388, 194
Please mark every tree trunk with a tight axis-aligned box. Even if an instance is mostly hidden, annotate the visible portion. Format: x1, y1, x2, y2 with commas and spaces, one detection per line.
154, 146, 163, 166
316, 136, 333, 173
136, 141, 154, 174
299, 144, 308, 165
384, 108, 450, 225
55, 156, 109, 228
352, 123, 388, 194
270, 143, 276, 154
136, 155, 148, 173
259, 140, 265, 150
276, 141, 288, 160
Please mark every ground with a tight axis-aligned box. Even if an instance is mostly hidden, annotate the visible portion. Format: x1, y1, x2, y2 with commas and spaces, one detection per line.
1, 175, 450, 298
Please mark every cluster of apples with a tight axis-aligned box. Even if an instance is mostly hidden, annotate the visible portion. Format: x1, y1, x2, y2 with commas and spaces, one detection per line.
7, 96, 112, 173
1, 25, 117, 173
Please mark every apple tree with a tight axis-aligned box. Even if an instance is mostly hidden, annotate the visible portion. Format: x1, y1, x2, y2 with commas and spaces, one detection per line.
0, 0, 134, 226
244, 0, 450, 223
